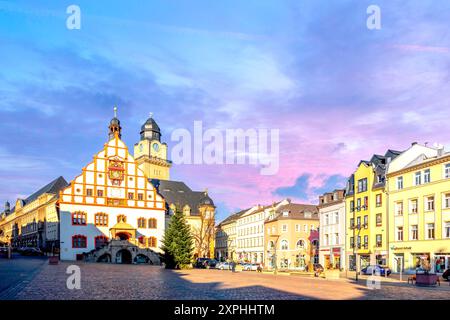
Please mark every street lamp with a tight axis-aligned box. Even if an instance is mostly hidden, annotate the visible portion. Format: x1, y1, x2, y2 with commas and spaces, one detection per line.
6, 234, 11, 259
350, 223, 364, 281
268, 234, 280, 275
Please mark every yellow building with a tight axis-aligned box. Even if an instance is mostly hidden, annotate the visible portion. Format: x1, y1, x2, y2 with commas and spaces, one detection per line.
264, 203, 319, 270
132, 114, 216, 259
387, 143, 450, 274
134, 114, 171, 181
0, 176, 68, 252
345, 150, 401, 271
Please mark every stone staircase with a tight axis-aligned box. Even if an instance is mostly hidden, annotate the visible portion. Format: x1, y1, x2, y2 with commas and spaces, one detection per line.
84, 240, 161, 265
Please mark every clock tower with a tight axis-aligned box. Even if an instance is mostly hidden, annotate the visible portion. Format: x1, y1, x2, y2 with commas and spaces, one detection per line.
134, 113, 172, 180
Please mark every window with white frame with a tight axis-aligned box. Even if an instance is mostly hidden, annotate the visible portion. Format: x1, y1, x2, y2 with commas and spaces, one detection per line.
410, 225, 418, 240
426, 223, 435, 239
296, 239, 306, 249
281, 240, 288, 250
397, 176, 404, 190
335, 233, 339, 245
295, 224, 300, 232
324, 234, 329, 246
444, 193, 450, 209
424, 169, 431, 184
415, 172, 422, 186
282, 224, 287, 232
395, 202, 404, 216
426, 196, 435, 211
445, 222, 450, 238
325, 214, 329, 225
335, 212, 339, 224
304, 224, 307, 232
410, 199, 418, 214
445, 163, 450, 179
397, 226, 403, 241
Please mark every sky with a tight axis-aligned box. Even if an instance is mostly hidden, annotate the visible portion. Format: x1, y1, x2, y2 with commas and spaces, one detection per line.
1, 0, 450, 222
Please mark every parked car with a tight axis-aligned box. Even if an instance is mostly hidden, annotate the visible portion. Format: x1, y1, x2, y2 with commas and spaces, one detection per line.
218, 262, 231, 270
20, 247, 44, 256
442, 268, 450, 280
243, 263, 259, 271
194, 258, 217, 269
361, 265, 391, 276
205, 259, 218, 269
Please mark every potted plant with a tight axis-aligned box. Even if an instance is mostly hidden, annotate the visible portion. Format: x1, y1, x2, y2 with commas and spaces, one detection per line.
416, 260, 437, 286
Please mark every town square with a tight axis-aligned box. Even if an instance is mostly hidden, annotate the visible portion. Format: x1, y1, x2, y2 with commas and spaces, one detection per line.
1, 256, 450, 300
1, 1, 450, 309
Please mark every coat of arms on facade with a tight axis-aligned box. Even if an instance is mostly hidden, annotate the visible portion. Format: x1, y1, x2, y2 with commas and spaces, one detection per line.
108, 158, 125, 185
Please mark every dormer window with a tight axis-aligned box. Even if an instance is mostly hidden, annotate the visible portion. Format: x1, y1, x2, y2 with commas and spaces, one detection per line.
282, 211, 289, 217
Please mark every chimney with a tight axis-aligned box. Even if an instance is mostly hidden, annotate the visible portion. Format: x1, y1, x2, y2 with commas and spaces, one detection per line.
411, 142, 418, 146
5, 201, 10, 214
437, 145, 445, 157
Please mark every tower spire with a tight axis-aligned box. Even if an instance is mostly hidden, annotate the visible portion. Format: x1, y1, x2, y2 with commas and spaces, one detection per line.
108, 105, 122, 140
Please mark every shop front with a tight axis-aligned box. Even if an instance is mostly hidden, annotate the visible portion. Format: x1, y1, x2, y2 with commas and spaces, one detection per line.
411, 252, 431, 272
433, 253, 450, 274
359, 254, 371, 269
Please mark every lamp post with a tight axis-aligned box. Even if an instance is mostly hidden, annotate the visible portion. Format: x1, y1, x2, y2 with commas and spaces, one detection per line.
6, 235, 11, 259
269, 234, 280, 275
351, 223, 364, 281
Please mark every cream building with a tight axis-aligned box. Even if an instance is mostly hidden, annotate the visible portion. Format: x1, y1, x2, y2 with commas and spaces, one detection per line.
215, 208, 248, 262
0, 177, 68, 252
318, 189, 346, 270
236, 200, 290, 264
264, 203, 319, 270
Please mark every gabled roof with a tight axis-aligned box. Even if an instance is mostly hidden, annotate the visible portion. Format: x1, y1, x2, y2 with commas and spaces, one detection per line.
268, 203, 319, 222
9, 176, 68, 214
217, 208, 250, 226
155, 179, 214, 215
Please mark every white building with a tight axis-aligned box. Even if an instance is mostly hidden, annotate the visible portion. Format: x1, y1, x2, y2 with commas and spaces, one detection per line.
59, 111, 166, 263
236, 199, 290, 264
318, 190, 346, 270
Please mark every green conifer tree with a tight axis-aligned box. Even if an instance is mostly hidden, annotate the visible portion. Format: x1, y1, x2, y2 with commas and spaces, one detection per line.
161, 208, 194, 269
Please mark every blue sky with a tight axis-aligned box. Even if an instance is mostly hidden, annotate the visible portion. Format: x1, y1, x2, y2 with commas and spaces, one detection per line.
1, 1, 450, 222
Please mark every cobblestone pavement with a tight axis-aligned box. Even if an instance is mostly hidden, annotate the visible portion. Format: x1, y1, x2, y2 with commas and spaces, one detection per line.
0, 255, 47, 299
3, 261, 450, 300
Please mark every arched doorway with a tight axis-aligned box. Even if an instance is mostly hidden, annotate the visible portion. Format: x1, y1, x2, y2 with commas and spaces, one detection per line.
134, 254, 150, 264
116, 232, 131, 241
116, 249, 132, 264
97, 253, 111, 263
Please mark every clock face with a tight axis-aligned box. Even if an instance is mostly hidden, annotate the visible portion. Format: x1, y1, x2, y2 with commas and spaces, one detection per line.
153, 143, 159, 152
